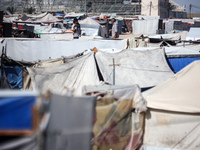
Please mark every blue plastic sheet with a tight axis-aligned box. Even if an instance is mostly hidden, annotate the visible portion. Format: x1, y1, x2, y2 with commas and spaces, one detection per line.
167, 57, 200, 73
0, 66, 22, 89
0, 96, 36, 130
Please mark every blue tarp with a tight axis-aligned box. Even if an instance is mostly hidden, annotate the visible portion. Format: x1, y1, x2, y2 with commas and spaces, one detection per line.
56, 13, 64, 16
0, 96, 36, 130
0, 66, 22, 89
167, 57, 200, 73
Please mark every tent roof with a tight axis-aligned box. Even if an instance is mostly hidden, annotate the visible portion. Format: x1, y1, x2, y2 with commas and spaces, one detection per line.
165, 46, 200, 57
38, 13, 60, 23
64, 12, 85, 18
186, 27, 200, 41
26, 12, 48, 18
79, 17, 100, 25
95, 49, 174, 88
143, 60, 200, 113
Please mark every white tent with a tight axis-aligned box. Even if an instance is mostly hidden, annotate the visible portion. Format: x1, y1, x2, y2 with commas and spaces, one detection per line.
38, 13, 60, 23
26, 12, 47, 18
2, 38, 127, 62
142, 61, 200, 150
64, 12, 85, 18
186, 28, 200, 41
27, 52, 100, 96
95, 49, 174, 88
79, 17, 100, 36
79, 17, 100, 26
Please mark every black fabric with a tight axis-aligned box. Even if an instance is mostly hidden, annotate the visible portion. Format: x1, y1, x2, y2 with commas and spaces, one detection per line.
0, 69, 11, 89
158, 19, 163, 30
0, 11, 3, 25
2, 23, 12, 37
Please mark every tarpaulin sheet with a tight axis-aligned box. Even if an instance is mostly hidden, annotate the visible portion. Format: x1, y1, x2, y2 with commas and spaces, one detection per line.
95, 49, 174, 88
27, 52, 100, 96
167, 57, 200, 73
45, 94, 96, 150
93, 85, 147, 150
0, 93, 36, 130
3, 38, 127, 62
132, 19, 159, 35
0, 66, 23, 89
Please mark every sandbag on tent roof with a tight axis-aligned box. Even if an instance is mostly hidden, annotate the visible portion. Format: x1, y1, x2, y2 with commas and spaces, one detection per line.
27, 52, 100, 96
142, 61, 200, 150
95, 49, 174, 88
143, 60, 200, 113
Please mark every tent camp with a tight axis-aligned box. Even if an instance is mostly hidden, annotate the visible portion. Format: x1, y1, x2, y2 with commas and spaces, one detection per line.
79, 17, 100, 36
95, 49, 174, 88
142, 61, 200, 150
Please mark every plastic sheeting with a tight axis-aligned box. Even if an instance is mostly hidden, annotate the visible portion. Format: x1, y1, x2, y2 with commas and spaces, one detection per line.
0, 91, 36, 130
45, 94, 96, 150
27, 53, 100, 95
143, 60, 200, 113
93, 85, 147, 150
132, 19, 159, 35
167, 57, 200, 73
3, 38, 127, 62
95, 49, 174, 88
0, 66, 23, 89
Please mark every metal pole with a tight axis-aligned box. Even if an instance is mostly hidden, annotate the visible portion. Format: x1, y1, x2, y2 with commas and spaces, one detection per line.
113, 58, 115, 85
149, 1, 152, 16
85, 0, 87, 14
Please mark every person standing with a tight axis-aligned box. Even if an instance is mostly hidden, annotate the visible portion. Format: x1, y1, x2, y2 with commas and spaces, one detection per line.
72, 18, 81, 39
0, 24, 4, 37
111, 18, 119, 39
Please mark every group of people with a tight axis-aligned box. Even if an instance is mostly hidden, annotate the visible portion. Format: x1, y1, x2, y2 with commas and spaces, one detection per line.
72, 18, 119, 39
